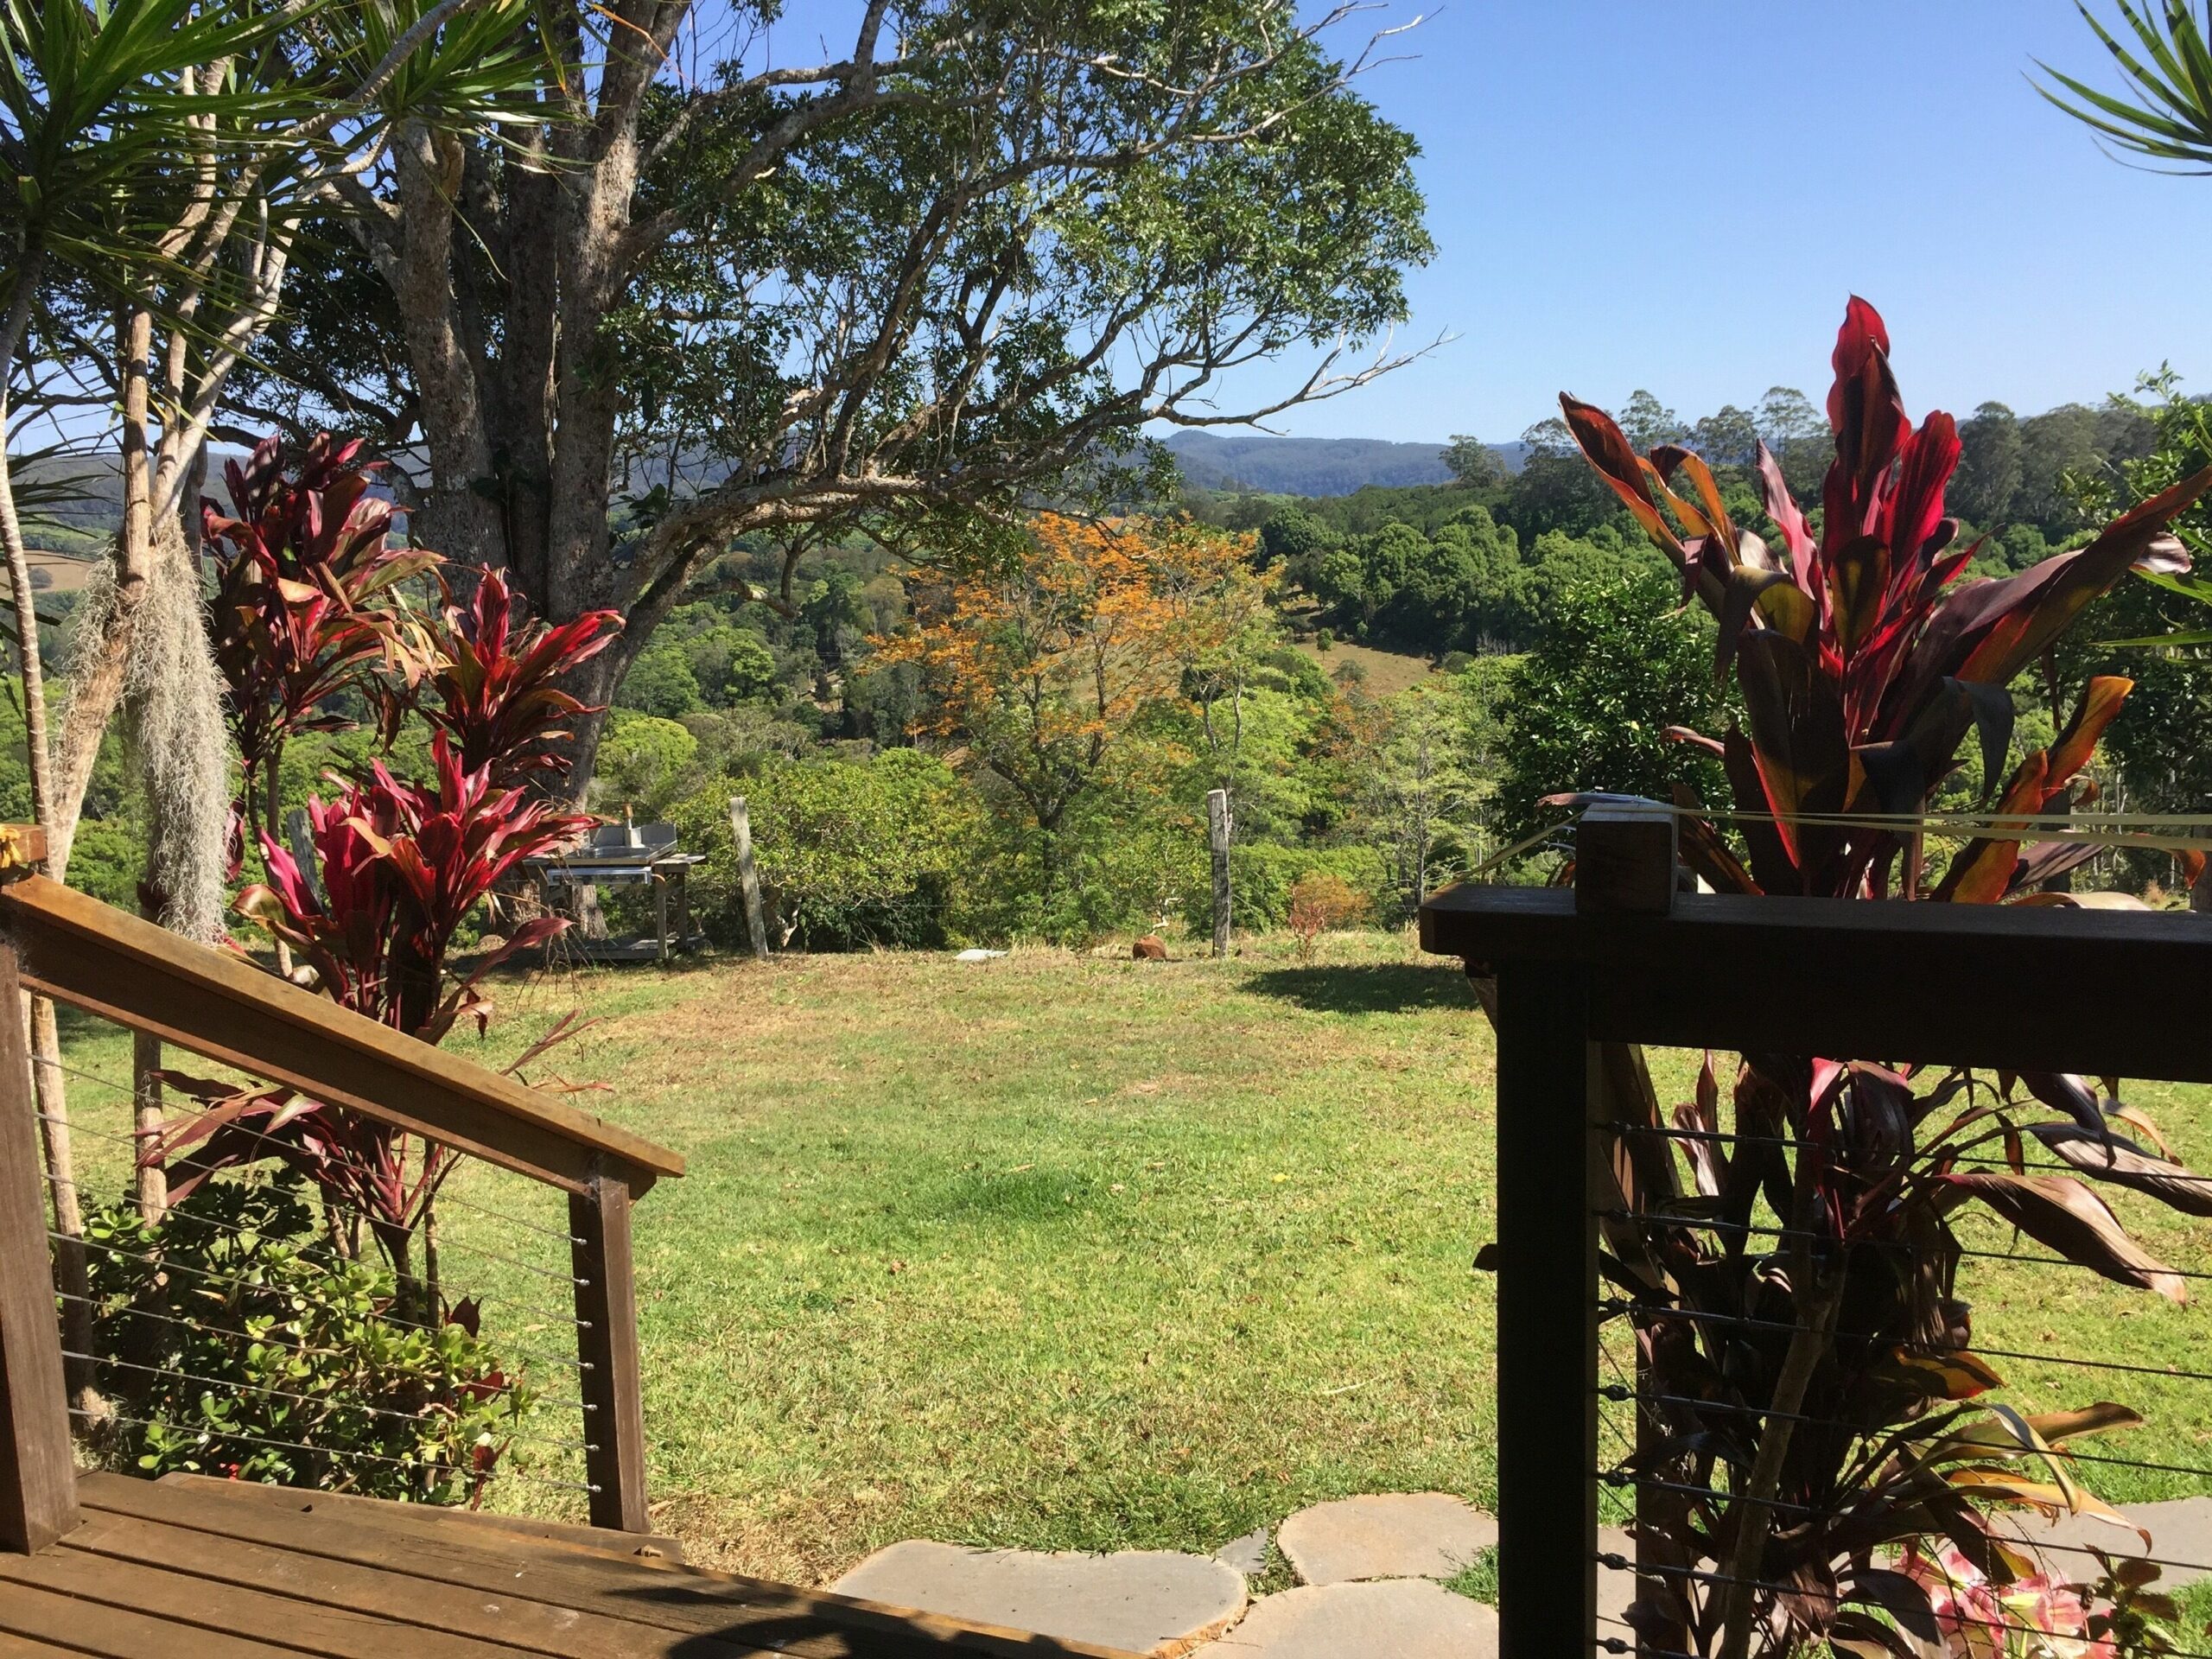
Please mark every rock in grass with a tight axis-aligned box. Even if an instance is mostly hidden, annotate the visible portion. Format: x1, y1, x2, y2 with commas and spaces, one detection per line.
831, 1540, 1246, 1657
1274, 1493, 1497, 1586
1214, 1528, 1270, 1577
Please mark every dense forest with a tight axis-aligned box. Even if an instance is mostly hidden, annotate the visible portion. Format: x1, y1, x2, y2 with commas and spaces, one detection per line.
15, 376, 2202, 950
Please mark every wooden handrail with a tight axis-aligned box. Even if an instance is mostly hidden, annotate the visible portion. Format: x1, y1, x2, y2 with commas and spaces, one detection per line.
0, 874, 682, 1194
1421, 883, 2212, 1084
0, 842, 683, 1540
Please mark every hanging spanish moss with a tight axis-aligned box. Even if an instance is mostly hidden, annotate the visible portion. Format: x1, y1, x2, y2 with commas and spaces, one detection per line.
119, 524, 231, 944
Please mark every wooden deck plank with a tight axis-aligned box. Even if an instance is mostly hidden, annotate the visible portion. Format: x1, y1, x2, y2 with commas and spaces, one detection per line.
0, 1573, 314, 1658
54, 1506, 763, 1659
157, 1472, 685, 1562
0, 1630, 84, 1658
3, 1543, 537, 1659
77, 1475, 1142, 1659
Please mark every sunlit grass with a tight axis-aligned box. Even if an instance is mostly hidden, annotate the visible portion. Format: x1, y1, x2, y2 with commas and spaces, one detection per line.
45, 931, 2212, 1589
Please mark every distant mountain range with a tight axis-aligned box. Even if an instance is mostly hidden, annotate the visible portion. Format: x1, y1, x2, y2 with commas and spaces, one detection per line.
1164, 431, 1526, 497
16, 434, 1527, 547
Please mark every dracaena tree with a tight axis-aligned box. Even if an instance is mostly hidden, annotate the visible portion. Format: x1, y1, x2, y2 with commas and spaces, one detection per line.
149, 569, 620, 1298
201, 434, 436, 849
1548, 301, 2212, 1658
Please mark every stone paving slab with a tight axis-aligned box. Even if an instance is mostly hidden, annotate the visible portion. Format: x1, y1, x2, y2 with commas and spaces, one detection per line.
1191, 1580, 1497, 1658
1214, 1529, 1270, 1578
2002, 1497, 2212, 1588
830, 1541, 1248, 1657
1274, 1493, 1497, 1586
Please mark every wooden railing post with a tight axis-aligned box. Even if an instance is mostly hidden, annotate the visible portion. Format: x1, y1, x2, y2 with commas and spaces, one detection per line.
571, 1160, 650, 1533
1491, 957, 1597, 1659
0, 939, 78, 1554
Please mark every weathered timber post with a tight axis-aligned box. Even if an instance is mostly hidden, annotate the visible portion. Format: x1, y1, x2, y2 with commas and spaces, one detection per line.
1207, 788, 1231, 959
727, 798, 770, 963
572, 1159, 651, 1533
0, 938, 79, 1554
130, 1034, 166, 1223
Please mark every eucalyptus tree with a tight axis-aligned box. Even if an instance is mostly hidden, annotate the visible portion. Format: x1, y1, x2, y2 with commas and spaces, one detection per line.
238, 0, 1433, 793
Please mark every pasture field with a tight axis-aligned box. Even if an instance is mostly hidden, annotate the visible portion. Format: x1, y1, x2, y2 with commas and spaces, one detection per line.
50, 931, 2212, 1587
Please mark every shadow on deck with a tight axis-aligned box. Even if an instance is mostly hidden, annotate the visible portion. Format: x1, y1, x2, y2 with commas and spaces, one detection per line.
0, 1471, 1145, 1658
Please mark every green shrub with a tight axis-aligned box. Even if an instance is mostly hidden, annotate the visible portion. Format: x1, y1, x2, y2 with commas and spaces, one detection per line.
671, 748, 980, 949
594, 710, 701, 818
81, 1178, 530, 1503
1179, 840, 1389, 937
1492, 569, 1729, 840
67, 816, 148, 913
681, 625, 776, 705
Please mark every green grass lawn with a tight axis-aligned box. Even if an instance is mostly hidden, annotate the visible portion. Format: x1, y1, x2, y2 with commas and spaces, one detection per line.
46, 930, 2212, 1592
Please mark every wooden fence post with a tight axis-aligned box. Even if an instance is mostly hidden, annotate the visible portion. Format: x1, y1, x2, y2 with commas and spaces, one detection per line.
1491, 957, 1597, 1659
1206, 789, 1231, 959
727, 798, 769, 962
0, 940, 79, 1554
571, 1161, 651, 1533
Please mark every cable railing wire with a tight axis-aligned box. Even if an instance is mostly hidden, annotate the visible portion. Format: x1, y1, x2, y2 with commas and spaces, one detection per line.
56, 1289, 591, 1393
31, 1074, 588, 1288
67, 1406, 599, 1497
38, 1162, 589, 1291
60, 1349, 596, 1454
29, 1050, 590, 1247
1592, 1547, 2212, 1653
51, 1222, 590, 1341
1601, 1205, 2212, 1284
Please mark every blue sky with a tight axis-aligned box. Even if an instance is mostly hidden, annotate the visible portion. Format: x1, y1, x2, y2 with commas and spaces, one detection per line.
1222, 1, 2212, 445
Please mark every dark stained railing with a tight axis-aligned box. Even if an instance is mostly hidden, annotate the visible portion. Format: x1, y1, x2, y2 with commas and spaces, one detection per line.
1420, 808, 2212, 1659
0, 833, 684, 1554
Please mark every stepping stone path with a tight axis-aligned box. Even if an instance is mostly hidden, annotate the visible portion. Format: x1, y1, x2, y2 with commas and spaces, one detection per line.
1274, 1493, 1497, 1586
1189, 1579, 1497, 1658
830, 1541, 1247, 1657
1214, 1529, 1270, 1578
832, 1496, 2212, 1659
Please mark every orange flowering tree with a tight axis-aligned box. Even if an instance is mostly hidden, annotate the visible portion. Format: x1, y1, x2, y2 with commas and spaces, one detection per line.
874, 513, 1260, 912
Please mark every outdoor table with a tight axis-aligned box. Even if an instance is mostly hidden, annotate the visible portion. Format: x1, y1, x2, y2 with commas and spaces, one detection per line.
528, 824, 705, 962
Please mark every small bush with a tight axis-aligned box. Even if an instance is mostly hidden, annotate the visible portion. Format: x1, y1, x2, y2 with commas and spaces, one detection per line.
1287, 871, 1370, 960
671, 748, 980, 949
1179, 841, 1387, 938
615, 641, 703, 718
594, 710, 700, 819
80, 1178, 530, 1503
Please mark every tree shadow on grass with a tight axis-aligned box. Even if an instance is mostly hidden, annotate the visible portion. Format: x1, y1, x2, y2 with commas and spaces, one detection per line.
1243, 962, 1475, 1015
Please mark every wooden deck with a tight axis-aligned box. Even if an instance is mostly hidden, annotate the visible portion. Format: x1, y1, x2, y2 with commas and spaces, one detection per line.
0, 1473, 1143, 1658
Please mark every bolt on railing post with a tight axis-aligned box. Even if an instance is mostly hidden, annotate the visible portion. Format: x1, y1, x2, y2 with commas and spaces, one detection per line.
0, 938, 79, 1554
571, 1160, 651, 1533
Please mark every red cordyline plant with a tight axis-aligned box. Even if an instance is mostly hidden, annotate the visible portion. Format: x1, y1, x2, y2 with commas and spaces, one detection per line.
201, 434, 434, 848
149, 569, 620, 1295
1548, 301, 2212, 1658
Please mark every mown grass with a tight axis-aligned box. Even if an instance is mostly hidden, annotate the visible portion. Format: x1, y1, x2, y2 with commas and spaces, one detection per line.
45, 930, 2212, 1591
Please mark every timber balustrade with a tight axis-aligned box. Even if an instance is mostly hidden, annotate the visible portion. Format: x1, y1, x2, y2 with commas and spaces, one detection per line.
0, 826, 684, 1553
1420, 808, 2212, 1659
